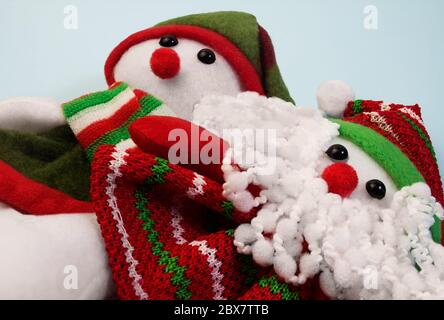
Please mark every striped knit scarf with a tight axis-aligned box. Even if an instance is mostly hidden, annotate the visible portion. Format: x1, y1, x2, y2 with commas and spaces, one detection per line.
63, 82, 174, 161
90, 142, 325, 300
63, 83, 324, 300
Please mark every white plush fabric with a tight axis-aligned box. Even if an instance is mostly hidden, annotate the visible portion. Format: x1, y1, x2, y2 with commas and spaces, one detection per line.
0, 97, 66, 133
114, 38, 243, 120
0, 203, 114, 300
0, 97, 113, 300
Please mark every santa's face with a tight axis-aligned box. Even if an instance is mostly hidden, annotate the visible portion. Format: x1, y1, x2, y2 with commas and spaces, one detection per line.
317, 137, 397, 207
113, 35, 243, 120
205, 92, 444, 299
234, 132, 444, 299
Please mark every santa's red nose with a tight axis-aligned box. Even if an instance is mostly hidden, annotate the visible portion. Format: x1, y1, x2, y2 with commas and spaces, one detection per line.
321, 163, 358, 198
150, 48, 181, 79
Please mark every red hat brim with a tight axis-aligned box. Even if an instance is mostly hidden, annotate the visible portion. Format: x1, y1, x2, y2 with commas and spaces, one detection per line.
104, 25, 265, 95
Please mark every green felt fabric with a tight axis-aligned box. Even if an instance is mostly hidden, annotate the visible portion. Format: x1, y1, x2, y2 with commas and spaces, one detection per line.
157, 11, 294, 103
333, 119, 441, 243
0, 124, 91, 201
266, 65, 293, 104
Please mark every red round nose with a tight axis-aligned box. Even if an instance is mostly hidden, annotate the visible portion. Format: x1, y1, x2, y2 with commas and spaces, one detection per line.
150, 48, 181, 79
321, 163, 358, 198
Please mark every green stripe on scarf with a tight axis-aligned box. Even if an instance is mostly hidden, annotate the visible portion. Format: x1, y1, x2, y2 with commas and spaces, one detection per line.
225, 229, 235, 237
85, 94, 163, 160
63, 82, 128, 118
225, 229, 260, 287
400, 113, 437, 162
135, 158, 192, 300
146, 157, 171, 184
238, 255, 260, 287
258, 275, 299, 300
135, 189, 192, 300
221, 201, 234, 220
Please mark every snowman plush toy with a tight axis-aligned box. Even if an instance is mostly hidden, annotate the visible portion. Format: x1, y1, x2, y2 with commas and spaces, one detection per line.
0, 11, 292, 299
0, 11, 443, 300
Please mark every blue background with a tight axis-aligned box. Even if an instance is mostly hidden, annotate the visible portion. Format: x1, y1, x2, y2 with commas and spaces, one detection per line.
1, 0, 443, 182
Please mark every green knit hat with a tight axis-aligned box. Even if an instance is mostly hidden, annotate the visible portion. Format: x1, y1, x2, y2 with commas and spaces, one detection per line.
105, 11, 293, 103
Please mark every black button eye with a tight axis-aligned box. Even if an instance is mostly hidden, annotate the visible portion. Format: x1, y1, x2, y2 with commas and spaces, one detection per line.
197, 49, 216, 64
159, 35, 178, 47
366, 179, 386, 199
326, 144, 348, 161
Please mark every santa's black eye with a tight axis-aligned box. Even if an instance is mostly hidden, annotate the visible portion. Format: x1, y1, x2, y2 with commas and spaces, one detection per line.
197, 49, 216, 64
159, 35, 178, 47
366, 179, 386, 199
326, 144, 348, 161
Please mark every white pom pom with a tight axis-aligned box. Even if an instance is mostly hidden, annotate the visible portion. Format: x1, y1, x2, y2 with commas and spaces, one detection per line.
276, 218, 298, 241
429, 243, 444, 273
343, 248, 366, 268
333, 259, 352, 287
392, 282, 410, 300
252, 239, 274, 267
280, 174, 303, 196
402, 270, 425, 292
231, 191, 255, 213
254, 208, 280, 234
283, 239, 303, 257
317, 80, 355, 118
274, 253, 297, 280
234, 224, 257, 245
299, 253, 321, 278
224, 171, 249, 193
319, 270, 338, 298
407, 182, 431, 199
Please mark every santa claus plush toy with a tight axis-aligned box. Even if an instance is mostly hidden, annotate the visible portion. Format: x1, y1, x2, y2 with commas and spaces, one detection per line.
228, 81, 444, 300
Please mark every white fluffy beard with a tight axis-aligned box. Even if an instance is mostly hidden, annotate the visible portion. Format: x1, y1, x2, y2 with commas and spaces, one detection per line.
193, 92, 444, 300
235, 181, 444, 300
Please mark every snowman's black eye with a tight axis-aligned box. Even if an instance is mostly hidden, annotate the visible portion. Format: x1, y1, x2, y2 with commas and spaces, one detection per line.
366, 179, 386, 200
197, 49, 216, 64
159, 35, 178, 47
326, 144, 348, 161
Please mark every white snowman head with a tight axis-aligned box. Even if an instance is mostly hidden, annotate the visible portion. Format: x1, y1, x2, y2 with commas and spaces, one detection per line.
104, 12, 293, 120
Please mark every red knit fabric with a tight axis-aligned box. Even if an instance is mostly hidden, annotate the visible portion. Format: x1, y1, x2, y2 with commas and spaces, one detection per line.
129, 116, 229, 183
343, 100, 444, 206
90, 144, 316, 300
76, 95, 142, 148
